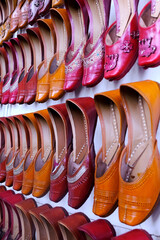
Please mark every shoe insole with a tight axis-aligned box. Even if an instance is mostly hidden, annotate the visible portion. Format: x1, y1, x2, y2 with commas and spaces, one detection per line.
0, 53, 7, 80
3, 44, 14, 74
122, 88, 152, 182
41, 217, 56, 240
67, 102, 88, 165
11, 39, 24, 71
95, 96, 120, 178
59, 225, 76, 240
12, 208, 20, 240
7, 119, 19, 151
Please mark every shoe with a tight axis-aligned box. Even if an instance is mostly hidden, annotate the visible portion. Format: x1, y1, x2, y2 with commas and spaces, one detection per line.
38, 0, 51, 16
58, 212, 90, 240
48, 103, 72, 202
78, 219, 116, 240
49, 8, 71, 100
82, 0, 111, 87
93, 89, 126, 217
40, 207, 68, 240
104, 0, 139, 81
22, 113, 40, 195
52, 0, 64, 7
64, 0, 88, 92
0, 47, 8, 103
111, 229, 153, 240
138, 1, 160, 67
13, 115, 29, 191
66, 97, 97, 209
10, 0, 23, 33
119, 80, 160, 226
29, 204, 51, 239
24, 27, 44, 104
28, 0, 44, 25
15, 198, 37, 240
19, 0, 29, 28
36, 19, 56, 103
33, 110, 54, 197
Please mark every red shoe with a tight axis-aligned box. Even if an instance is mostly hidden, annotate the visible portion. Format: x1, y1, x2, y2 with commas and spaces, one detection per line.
66, 97, 97, 209
104, 1, 139, 81
111, 229, 153, 240
64, 0, 88, 92
138, 1, 160, 67
48, 103, 72, 202
82, 0, 111, 87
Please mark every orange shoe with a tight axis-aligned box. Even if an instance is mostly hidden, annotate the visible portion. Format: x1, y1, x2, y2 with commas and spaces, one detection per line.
22, 113, 40, 195
119, 80, 160, 226
48, 8, 71, 100
32, 110, 54, 197
36, 19, 56, 103
93, 89, 127, 217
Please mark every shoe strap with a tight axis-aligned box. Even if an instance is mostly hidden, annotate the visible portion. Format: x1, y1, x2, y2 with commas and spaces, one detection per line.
22, 113, 40, 163
58, 213, 90, 240
7, 117, 19, 153
0, 118, 12, 158
17, 33, 33, 75
40, 207, 68, 240
27, 27, 44, 72
29, 204, 51, 240
34, 109, 54, 161
48, 103, 72, 164
15, 198, 37, 240
3, 41, 18, 76
50, 8, 71, 65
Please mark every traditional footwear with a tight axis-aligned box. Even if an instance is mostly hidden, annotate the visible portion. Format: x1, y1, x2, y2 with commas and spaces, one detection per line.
138, 1, 160, 67
104, 0, 139, 81
82, 0, 111, 87
24, 27, 44, 104
52, 0, 64, 7
78, 219, 116, 240
15, 198, 37, 240
19, 0, 29, 28
48, 103, 72, 202
16, 33, 32, 104
58, 212, 90, 240
66, 97, 97, 209
0, 47, 8, 103
13, 115, 29, 191
36, 19, 56, 103
29, 204, 51, 240
10, 0, 23, 33
119, 80, 160, 226
64, 0, 88, 91
0, 118, 12, 183
111, 229, 153, 240
28, 0, 44, 25
33, 110, 54, 197
93, 89, 126, 217
22, 113, 40, 195
40, 207, 68, 240
49, 8, 71, 100
38, 0, 51, 16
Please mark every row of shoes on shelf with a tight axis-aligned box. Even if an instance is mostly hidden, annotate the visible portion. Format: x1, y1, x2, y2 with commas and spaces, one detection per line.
0, 79, 160, 227
0, 0, 160, 104
0, 186, 153, 240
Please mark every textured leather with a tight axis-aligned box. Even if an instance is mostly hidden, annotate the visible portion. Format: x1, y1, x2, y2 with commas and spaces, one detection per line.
78, 219, 116, 240
48, 8, 71, 100
58, 212, 90, 240
19, 0, 29, 28
104, 14, 139, 80
119, 80, 160, 226
10, 0, 23, 33
93, 89, 126, 217
15, 198, 37, 240
111, 229, 153, 240
22, 113, 40, 195
66, 97, 97, 209
33, 109, 55, 197
138, 1, 160, 67
36, 19, 56, 103
40, 207, 68, 240
48, 103, 72, 202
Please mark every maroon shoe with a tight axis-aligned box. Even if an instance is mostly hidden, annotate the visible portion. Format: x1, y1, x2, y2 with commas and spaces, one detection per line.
48, 103, 72, 202
104, 15, 139, 81
138, 1, 160, 67
111, 229, 153, 240
79, 219, 116, 240
66, 97, 97, 209
82, 0, 111, 87
64, 0, 88, 92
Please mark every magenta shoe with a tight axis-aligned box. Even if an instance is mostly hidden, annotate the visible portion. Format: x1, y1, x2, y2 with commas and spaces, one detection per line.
1, 73, 10, 104
9, 71, 20, 104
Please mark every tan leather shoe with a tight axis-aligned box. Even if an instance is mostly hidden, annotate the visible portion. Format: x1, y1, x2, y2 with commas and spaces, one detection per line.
33, 110, 55, 197
119, 80, 160, 226
93, 89, 126, 217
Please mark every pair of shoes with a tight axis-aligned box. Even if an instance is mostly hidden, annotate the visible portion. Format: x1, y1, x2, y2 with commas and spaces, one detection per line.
104, 0, 139, 81
93, 80, 160, 226
138, 1, 160, 67
64, 0, 111, 91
